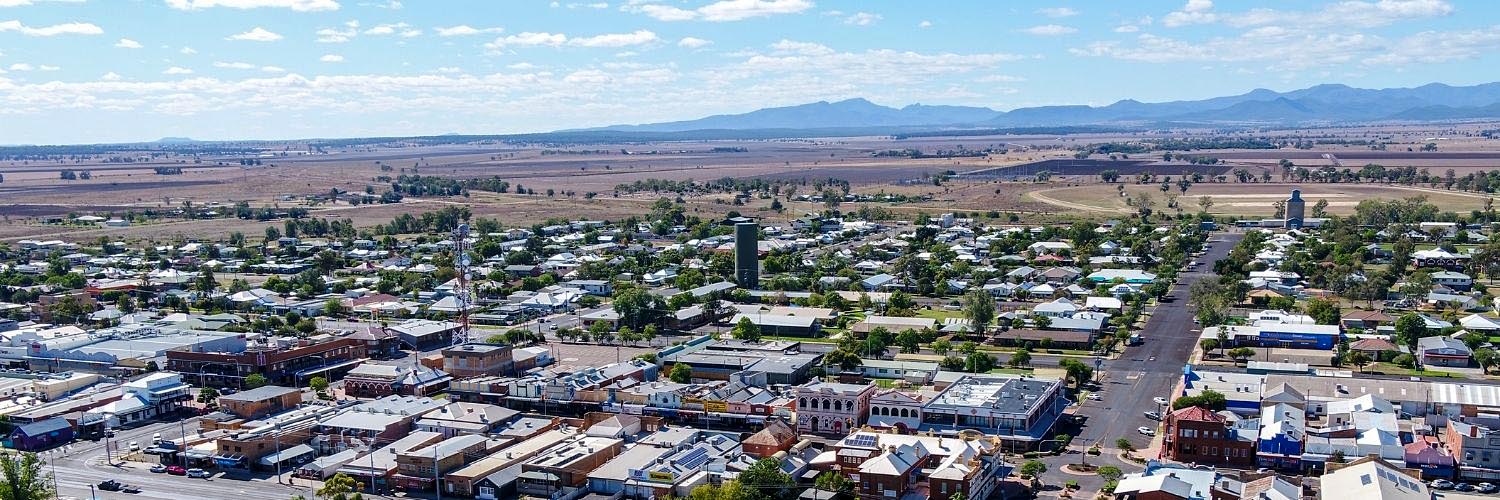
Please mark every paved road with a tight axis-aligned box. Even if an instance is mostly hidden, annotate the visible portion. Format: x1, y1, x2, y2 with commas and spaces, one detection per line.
1070, 231, 1245, 453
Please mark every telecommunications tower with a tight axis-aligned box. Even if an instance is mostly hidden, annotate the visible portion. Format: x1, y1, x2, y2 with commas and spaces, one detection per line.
453, 223, 473, 345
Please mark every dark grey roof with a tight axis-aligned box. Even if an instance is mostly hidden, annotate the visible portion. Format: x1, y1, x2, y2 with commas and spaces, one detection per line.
218, 385, 300, 402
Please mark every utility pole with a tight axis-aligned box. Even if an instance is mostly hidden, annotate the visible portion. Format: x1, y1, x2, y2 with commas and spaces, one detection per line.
178, 419, 189, 466
47, 450, 59, 498
433, 440, 443, 500
274, 422, 283, 484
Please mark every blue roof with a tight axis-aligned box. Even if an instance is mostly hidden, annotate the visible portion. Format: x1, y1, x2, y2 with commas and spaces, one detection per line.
16, 417, 71, 436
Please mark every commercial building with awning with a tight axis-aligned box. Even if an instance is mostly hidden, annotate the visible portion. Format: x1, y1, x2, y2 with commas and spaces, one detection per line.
258, 443, 316, 468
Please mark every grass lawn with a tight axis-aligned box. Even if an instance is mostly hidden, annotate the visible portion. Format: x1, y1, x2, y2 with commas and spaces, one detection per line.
916, 309, 966, 321
988, 367, 1034, 375
976, 345, 1096, 357
1365, 363, 1464, 378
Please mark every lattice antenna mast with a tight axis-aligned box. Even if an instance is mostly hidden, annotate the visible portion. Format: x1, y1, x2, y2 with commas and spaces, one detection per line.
453, 223, 473, 344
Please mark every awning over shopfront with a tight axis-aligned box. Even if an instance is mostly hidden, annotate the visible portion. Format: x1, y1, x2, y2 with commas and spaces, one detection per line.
258, 444, 315, 466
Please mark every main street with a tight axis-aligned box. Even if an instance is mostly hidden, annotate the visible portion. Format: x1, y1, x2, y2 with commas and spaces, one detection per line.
1070, 231, 1245, 453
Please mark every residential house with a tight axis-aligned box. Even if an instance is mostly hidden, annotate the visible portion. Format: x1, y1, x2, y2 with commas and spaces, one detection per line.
1418, 336, 1472, 368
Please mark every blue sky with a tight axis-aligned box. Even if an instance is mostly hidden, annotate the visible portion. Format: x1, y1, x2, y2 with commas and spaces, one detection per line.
0, 0, 1496, 143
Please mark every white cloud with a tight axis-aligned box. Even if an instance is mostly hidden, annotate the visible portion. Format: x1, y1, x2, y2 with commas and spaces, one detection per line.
1163, 0, 1216, 27
115, 38, 143, 48
1114, 24, 1140, 33
627, 0, 813, 22
0, 20, 103, 36
164, 0, 339, 12
8, 63, 33, 71
485, 29, 658, 50
1036, 7, 1078, 18
1069, 31, 1383, 71
227, 27, 283, 42
1364, 25, 1500, 65
843, 12, 880, 26
180, 46, 197, 54
216, 61, 287, 72
100, 71, 122, 81
677, 36, 712, 48
918, 20, 932, 28
571, 30, 658, 47
435, 66, 462, 73
487, 32, 567, 48
364, 22, 418, 37
163, 66, 194, 75
1022, 24, 1076, 36
0, 42, 1034, 141
37, 64, 58, 71
976, 74, 1025, 83
435, 25, 502, 36
1226, 0, 1453, 29
320, 54, 345, 62
769, 39, 833, 56
316, 20, 358, 42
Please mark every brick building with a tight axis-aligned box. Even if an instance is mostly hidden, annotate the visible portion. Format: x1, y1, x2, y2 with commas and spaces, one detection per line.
218, 385, 302, 419
742, 419, 798, 458
167, 336, 366, 388
1162, 406, 1256, 467
442, 343, 515, 378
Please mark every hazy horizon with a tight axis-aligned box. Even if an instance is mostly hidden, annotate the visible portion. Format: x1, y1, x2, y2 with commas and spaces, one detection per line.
1, 0, 1497, 143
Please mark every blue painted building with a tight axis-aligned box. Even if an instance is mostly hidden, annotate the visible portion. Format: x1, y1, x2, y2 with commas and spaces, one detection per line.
5, 417, 73, 451
1257, 403, 1305, 470
1255, 323, 1341, 350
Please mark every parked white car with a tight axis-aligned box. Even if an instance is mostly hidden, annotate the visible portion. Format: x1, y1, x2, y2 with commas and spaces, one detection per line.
1138, 426, 1156, 436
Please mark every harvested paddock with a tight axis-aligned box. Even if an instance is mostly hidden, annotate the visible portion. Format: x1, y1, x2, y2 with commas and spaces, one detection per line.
961, 158, 1232, 179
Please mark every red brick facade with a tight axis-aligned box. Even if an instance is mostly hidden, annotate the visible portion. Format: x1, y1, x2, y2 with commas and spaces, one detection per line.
1162, 406, 1255, 467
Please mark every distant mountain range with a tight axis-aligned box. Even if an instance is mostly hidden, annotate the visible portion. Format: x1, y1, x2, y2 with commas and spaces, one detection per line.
581, 82, 1500, 133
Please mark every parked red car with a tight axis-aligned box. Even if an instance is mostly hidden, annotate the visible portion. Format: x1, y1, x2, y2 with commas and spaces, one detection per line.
165, 465, 187, 476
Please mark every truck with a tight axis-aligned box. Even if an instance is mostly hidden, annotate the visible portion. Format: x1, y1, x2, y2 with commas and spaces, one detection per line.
1128, 333, 1142, 346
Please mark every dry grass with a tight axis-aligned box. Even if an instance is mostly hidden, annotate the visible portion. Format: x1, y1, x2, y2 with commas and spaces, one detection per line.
1025, 182, 1489, 216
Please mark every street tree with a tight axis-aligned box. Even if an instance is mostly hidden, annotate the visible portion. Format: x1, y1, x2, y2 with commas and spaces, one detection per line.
0, 451, 54, 500
962, 289, 995, 336
731, 317, 762, 342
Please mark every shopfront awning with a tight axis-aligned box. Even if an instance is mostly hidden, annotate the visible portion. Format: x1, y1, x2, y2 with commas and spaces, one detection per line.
296, 358, 368, 378
258, 444, 315, 466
